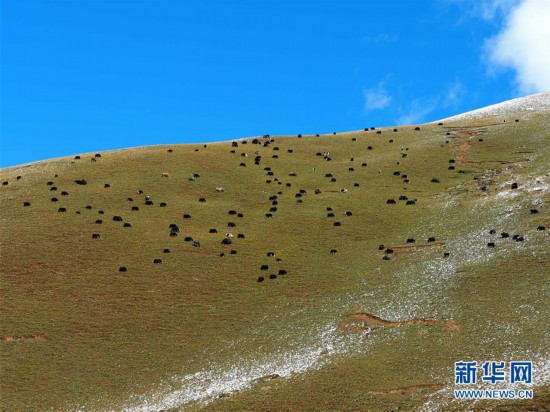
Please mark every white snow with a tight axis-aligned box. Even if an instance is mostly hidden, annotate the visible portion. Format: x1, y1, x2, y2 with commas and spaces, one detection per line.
437, 92, 550, 122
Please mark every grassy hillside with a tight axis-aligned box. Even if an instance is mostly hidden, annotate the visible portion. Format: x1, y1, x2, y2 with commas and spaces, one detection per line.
1, 108, 549, 411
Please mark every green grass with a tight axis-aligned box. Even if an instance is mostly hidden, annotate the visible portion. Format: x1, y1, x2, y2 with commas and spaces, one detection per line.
1, 112, 549, 411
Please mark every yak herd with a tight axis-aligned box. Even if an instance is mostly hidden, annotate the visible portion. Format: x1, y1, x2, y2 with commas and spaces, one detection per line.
3, 120, 546, 283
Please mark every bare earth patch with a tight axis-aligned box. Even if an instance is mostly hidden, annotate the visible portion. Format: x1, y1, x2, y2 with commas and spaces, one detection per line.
344, 313, 437, 327
443, 320, 460, 334
456, 140, 472, 166
1, 335, 48, 342
338, 321, 377, 333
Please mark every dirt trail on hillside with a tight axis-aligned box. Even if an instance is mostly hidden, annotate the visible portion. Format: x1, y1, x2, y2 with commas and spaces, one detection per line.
1, 335, 47, 342
456, 141, 472, 166
344, 313, 437, 327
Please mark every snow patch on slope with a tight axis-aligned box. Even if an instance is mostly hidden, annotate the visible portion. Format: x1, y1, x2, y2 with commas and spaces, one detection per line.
438, 92, 550, 122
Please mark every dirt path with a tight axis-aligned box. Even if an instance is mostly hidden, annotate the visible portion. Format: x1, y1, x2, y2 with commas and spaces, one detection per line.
1, 335, 48, 342
344, 313, 437, 327
456, 141, 472, 166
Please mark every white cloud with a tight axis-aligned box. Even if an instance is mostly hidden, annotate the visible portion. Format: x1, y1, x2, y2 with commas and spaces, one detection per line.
396, 81, 467, 125
446, 0, 520, 21
484, 0, 550, 93
444, 79, 466, 107
479, 0, 520, 20
397, 99, 439, 126
363, 82, 392, 112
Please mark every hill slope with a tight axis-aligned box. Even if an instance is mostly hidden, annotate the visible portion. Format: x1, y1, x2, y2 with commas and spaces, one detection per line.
1, 95, 549, 411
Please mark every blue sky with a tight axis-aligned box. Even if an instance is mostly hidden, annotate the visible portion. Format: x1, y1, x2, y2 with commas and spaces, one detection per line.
2, 0, 549, 167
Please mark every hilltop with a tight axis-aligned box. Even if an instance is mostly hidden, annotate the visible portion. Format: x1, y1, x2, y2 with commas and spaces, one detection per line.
1, 94, 549, 411
439, 91, 550, 121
